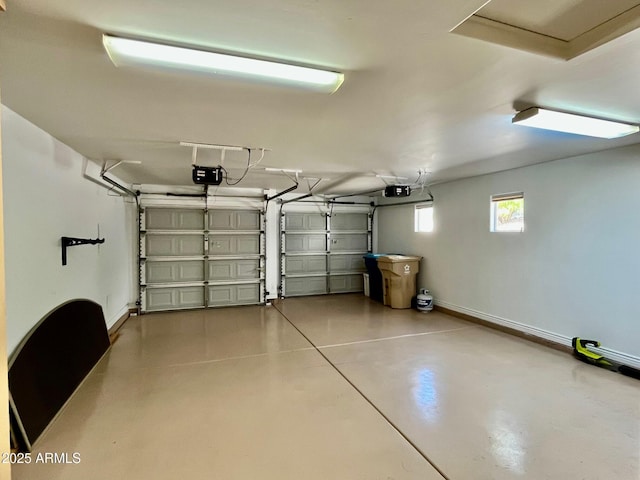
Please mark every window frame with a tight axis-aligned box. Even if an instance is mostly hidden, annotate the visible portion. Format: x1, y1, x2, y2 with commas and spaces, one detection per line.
490, 192, 524, 233
414, 203, 434, 233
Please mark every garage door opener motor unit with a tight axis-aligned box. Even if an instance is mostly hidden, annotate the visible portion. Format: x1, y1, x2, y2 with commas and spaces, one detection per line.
192, 165, 223, 185
182, 141, 246, 186
384, 185, 411, 197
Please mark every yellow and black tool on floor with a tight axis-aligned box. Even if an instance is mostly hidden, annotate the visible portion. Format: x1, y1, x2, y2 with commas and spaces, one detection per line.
572, 337, 640, 380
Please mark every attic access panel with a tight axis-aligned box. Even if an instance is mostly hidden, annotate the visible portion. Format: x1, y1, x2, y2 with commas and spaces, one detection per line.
451, 0, 640, 59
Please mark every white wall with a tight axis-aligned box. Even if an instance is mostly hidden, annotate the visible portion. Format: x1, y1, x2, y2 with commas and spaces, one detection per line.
2, 106, 135, 354
377, 145, 640, 363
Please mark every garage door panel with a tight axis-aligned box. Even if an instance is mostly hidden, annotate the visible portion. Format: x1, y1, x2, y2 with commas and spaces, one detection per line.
329, 255, 348, 272
209, 236, 232, 254
146, 235, 205, 256
145, 263, 172, 283
331, 233, 368, 252
285, 234, 327, 252
209, 259, 260, 281
236, 260, 260, 278
146, 260, 204, 283
209, 235, 259, 255
285, 215, 304, 230
237, 284, 260, 302
146, 289, 173, 311
285, 236, 304, 252
146, 209, 204, 230
209, 262, 232, 280
285, 213, 326, 231
330, 274, 364, 293
329, 254, 365, 272
331, 213, 368, 231
236, 211, 261, 230
141, 207, 263, 312
306, 214, 326, 230
282, 210, 369, 297
308, 235, 328, 252
208, 210, 261, 230
285, 255, 327, 274
209, 286, 233, 304
208, 284, 260, 306
285, 277, 328, 296
180, 262, 204, 280
236, 236, 260, 254
146, 286, 205, 311
209, 210, 234, 230
180, 287, 206, 305
329, 275, 348, 292
285, 257, 305, 274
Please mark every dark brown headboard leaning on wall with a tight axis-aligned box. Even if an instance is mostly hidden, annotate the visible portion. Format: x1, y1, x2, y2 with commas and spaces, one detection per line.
8, 299, 110, 451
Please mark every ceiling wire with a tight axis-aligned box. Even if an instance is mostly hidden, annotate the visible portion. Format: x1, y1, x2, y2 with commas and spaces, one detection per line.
223, 148, 252, 186
413, 169, 432, 198
249, 148, 266, 169
306, 177, 323, 192
222, 147, 266, 185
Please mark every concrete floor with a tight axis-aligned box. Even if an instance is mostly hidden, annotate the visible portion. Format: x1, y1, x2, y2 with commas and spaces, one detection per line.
13, 294, 639, 479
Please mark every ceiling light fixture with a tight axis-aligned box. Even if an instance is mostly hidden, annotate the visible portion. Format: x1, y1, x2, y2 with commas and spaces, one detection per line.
264, 168, 303, 174
179, 141, 244, 151
103, 34, 344, 93
512, 107, 639, 139
376, 175, 409, 180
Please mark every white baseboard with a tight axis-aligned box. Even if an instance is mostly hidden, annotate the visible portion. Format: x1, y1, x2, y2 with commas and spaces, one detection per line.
106, 305, 130, 330
588, 345, 640, 370
436, 300, 640, 370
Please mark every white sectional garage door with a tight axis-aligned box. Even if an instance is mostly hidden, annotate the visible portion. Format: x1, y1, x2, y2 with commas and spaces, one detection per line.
281, 212, 370, 297
140, 207, 264, 312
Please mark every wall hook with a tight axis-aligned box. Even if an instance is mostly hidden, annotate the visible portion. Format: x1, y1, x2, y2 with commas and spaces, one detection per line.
61, 237, 105, 266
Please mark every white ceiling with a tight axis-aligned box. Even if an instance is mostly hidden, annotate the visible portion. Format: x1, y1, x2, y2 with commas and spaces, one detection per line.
1, 0, 640, 195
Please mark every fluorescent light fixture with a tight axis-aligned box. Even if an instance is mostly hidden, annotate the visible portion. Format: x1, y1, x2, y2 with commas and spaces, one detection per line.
103, 34, 344, 93
180, 141, 244, 151
376, 175, 409, 180
513, 107, 639, 139
264, 168, 303, 173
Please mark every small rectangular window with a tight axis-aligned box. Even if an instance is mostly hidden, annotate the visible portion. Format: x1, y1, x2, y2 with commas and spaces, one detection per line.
415, 204, 434, 233
490, 193, 524, 232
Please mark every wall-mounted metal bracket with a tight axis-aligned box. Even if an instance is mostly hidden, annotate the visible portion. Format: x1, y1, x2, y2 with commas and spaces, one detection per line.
61, 237, 105, 266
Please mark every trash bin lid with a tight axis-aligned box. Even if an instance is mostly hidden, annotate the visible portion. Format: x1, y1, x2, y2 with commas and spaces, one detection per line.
363, 253, 388, 259
378, 255, 422, 262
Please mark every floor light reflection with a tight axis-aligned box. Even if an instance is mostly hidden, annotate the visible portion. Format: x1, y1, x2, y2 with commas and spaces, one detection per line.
412, 368, 438, 423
